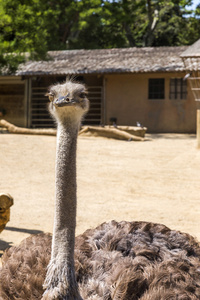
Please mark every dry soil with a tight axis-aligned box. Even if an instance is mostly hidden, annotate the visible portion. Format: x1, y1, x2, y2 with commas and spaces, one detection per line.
0, 133, 200, 259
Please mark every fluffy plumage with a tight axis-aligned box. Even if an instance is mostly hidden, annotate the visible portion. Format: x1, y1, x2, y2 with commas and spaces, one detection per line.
1, 220, 200, 299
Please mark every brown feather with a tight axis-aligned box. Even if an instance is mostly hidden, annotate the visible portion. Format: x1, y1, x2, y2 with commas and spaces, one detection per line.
1, 221, 200, 299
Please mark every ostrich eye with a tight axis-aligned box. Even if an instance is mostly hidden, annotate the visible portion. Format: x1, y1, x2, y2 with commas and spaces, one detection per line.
47, 93, 54, 102
79, 92, 87, 98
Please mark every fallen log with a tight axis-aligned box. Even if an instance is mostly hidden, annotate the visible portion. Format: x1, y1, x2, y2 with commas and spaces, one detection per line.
113, 125, 147, 138
0, 119, 145, 141
0, 119, 57, 136
79, 126, 144, 141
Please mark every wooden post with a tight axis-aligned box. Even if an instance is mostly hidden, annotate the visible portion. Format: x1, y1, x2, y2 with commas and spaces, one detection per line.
197, 109, 200, 149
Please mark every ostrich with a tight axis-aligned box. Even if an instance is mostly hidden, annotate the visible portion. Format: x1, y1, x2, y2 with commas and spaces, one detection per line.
0, 79, 200, 300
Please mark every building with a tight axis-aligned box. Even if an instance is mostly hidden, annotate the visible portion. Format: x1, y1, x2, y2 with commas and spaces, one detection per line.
0, 45, 200, 132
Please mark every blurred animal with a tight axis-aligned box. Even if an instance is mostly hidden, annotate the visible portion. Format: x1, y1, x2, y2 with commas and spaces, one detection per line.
0, 193, 13, 233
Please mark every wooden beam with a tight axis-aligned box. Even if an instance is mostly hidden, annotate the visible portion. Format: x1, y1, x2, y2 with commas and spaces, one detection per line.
197, 109, 200, 149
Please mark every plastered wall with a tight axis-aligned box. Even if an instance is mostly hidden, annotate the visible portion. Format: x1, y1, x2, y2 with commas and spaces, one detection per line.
104, 73, 199, 133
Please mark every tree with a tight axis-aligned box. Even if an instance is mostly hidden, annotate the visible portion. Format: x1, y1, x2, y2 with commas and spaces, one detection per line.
0, 0, 83, 73
69, 0, 198, 48
0, 0, 48, 73
150, 0, 195, 46
0, 0, 199, 74
185, 2, 200, 45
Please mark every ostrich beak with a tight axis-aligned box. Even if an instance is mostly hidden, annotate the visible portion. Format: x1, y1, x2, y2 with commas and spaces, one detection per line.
54, 95, 75, 107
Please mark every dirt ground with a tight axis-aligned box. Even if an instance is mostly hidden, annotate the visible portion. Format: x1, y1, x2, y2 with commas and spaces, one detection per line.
0, 132, 200, 259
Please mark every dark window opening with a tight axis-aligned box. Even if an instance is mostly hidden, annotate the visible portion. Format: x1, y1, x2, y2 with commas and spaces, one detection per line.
149, 78, 165, 99
170, 78, 187, 100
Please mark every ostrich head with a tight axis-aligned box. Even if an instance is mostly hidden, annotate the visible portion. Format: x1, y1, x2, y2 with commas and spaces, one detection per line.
46, 80, 89, 126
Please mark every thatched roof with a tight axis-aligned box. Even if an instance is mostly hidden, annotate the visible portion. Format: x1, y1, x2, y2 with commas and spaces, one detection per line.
17, 46, 188, 76
180, 39, 200, 58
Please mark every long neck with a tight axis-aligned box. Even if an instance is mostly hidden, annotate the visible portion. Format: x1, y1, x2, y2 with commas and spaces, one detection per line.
43, 118, 82, 299
52, 121, 78, 265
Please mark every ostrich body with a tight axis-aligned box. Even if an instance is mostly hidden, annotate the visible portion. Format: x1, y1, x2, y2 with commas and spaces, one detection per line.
0, 80, 200, 300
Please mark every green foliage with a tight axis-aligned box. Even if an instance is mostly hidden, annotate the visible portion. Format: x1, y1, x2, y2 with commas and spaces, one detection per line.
0, 0, 49, 74
149, 0, 195, 46
0, 0, 199, 74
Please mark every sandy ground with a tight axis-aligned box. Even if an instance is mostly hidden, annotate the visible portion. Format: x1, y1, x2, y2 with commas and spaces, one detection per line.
0, 133, 200, 259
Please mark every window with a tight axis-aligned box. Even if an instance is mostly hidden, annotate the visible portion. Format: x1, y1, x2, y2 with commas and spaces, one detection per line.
170, 78, 187, 100
148, 78, 165, 99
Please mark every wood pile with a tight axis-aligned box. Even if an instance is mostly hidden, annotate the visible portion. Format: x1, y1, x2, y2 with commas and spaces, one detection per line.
79, 126, 146, 141
0, 119, 146, 141
0, 119, 56, 136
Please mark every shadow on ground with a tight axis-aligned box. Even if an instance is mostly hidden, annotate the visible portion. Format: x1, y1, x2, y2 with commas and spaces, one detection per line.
0, 227, 44, 257
4, 227, 43, 235
149, 133, 196, 140
0, 239, 13, 255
